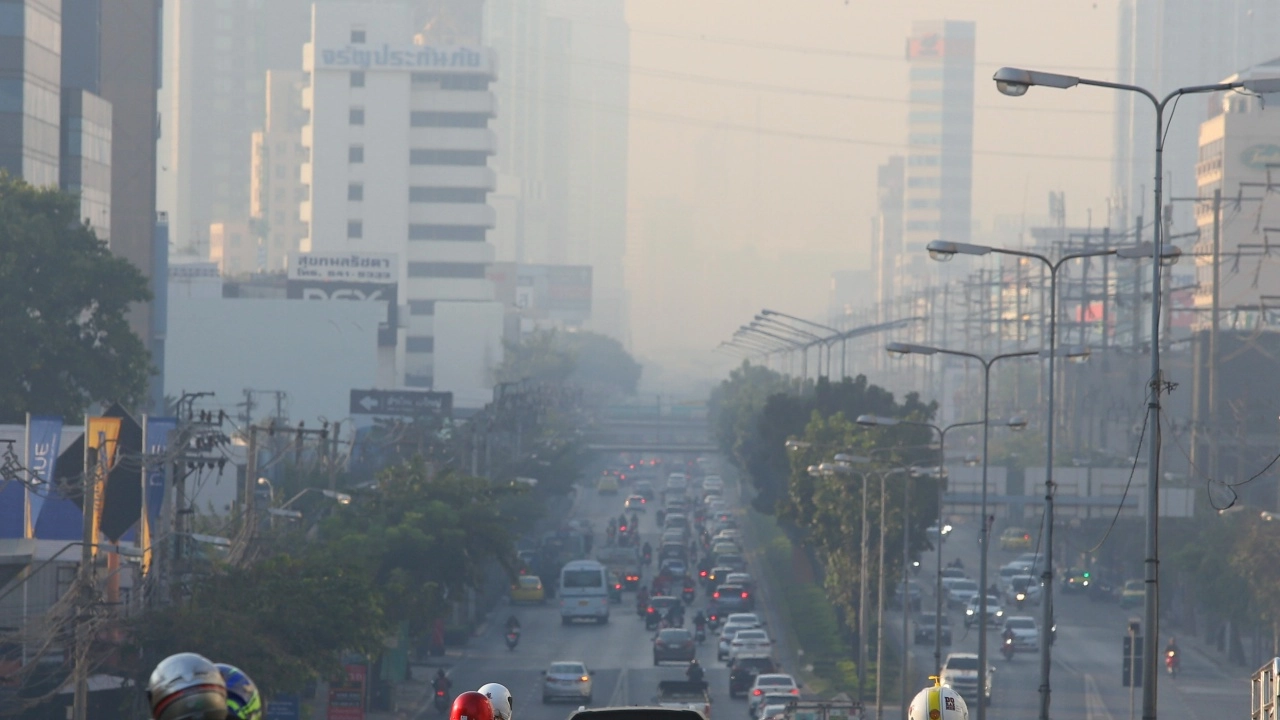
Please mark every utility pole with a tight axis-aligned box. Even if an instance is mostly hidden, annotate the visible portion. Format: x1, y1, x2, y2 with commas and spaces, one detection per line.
1209, 188, 1222, 490
72, 431, 102, 720
328, 421, 341, 491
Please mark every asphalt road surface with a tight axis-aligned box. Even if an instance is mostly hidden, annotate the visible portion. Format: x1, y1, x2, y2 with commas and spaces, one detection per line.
428, 456, 760, 720
895, 518, 1249, 720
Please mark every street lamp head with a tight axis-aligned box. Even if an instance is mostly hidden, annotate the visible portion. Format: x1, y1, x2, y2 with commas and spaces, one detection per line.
993, 66, 1081, 96
817, 462, 837, 477
1242, 77, 1280, 95
807, 465, 822, 478
926, 239, 992, 261
856, 414, 899, 427
785, 439, 812, 451
886, 341, 937, 356
833, 453, 871, 465
1115, 242, 1181, 265
323, 490, 353, 505
963, 453, 981, 467
1006, 415, 1028, 432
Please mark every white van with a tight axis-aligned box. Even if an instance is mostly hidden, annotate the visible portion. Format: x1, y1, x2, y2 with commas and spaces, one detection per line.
559, 560, 610, 624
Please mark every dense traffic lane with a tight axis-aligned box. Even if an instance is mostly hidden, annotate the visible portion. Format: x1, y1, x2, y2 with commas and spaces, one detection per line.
898, 519, 1249, 720
431, 457, 749, 720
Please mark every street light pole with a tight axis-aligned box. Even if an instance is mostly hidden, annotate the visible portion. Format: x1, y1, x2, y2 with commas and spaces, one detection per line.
989, 67, 1280, 720
886, 342, 1042, 720
762, 309, 843, 379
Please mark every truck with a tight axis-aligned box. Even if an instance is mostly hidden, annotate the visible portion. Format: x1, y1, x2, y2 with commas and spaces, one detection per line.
655, 680, 711, 720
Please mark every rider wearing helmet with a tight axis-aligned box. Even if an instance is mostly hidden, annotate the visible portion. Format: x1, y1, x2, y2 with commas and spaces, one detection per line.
148, 653, 229, 720
215, 664, 262, 720
478, 683, 514, 720
685, 659, 705, 683
907, 677, 969, 720
450, 691, 494, 720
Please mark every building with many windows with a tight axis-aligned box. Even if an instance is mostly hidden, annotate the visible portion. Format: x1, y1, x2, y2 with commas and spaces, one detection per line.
900, 20, 974, 282
302, 3, 502, 394
251, 70, 310, 272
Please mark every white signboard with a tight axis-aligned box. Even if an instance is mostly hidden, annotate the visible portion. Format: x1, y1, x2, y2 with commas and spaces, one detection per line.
289, 253, 398, 284
316, 45, 490, 73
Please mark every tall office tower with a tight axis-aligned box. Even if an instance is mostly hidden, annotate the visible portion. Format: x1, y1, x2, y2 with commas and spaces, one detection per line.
484, 0, 630, 342
871, 156, 905, 320
250, 70, 310, 272
0, 0, 61, 188
302, 2, 501, 389
900, 20, 974, 284
1113, 0, 1280, 228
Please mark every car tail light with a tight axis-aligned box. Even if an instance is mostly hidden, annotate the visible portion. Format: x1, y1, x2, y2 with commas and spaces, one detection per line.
620, 525, 627, 532
713, 592, 720, 598
790, 688, 800, 695
700, 570, 708, 577
741, 592, 749, 598
647, 607, 655, 614
615, 583, 623, 590
753, 690, 762, 696
436, 691, 446, 697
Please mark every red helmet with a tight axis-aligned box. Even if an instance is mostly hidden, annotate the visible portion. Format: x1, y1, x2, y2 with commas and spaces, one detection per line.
451, 691, 494, 720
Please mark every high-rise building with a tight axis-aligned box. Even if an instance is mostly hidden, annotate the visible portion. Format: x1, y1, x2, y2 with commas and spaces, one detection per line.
302, 2, 501, 390
484, 0, 630, 343
901, 20, 974, 281
871, 156, 904, 320
0, 0, 62, 188
1113, 0, 1280, 228
58, 90, 111, 241
1193, 57, 1280, 326
251, 70, 310, 272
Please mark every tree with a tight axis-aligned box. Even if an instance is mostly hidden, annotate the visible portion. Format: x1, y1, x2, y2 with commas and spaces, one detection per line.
496, 329, 642, 395
0, 174, 151, 420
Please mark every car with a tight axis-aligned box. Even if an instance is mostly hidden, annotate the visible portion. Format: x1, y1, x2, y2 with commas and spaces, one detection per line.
964, 595, 1005, 629
999, 527, 1032, 551
725, 572, 756, 593
940, 568, 969, 592
997, 564, 1025, 594
711, 541, 739, 560
1001, 615, 1039, 651
653, 627, 697, 665
729, 628, 772, 662
647, 595, 683, 625
713, 528, 742, 544
710, 584, 754, 613
511, 575, 545, 604
1005, 575, 1042, 607
892, 581, 924, 611
635, 481, 656, 501
926, 523, 953, 543
625, 495, 648, 512
597, 475, 620, 495
913, 612, 952, 645
747, 675, 800, 717
660, 539, 688, 559
940, 653, 991, 707
666, 474, 689, 494
659, 558, 689, 580
1120, 579, 1144, 608
1061, 567, 1092, 593
718, 622, 755, 660
729, 655, 778, 697
725, 612, 763, 628
717, 552, 747, 572
1009, 553, 1043, 572
621, 569, 642, 591
758, 702, 793, 720
542, 661, 594, 703
608, 573, 624, 604
703, 476, 725, 495
947, 579, 980, 609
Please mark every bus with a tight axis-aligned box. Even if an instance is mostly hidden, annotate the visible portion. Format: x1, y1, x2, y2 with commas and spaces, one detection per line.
559, 559, 610, 624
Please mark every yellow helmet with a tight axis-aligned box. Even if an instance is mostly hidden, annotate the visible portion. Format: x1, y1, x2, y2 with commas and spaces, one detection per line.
908, 677, 969, 720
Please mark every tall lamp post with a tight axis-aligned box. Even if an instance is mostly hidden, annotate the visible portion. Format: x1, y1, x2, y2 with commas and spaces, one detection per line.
923, 239, 1152, 712
754, 317, 827, 377
989, 67, 1280, 720
856, 415, 1027, 684
762, 309, 845, 379
885, 342, 1046, 720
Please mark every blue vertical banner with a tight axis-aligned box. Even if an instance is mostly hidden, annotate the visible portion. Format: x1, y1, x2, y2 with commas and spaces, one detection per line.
143, 417, 176, 528
25, 415, 63, 539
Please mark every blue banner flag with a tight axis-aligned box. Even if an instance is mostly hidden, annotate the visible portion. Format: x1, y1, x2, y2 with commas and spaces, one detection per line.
25, 416, 63, 539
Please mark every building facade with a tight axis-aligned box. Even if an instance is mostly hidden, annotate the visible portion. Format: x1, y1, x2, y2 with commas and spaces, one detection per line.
302, 3, 501, 390
0, 0, 61, 188
58, 89, 111, 240
1113, 0, 1280, 229
871, 156, 904, 320
251, 70, 310, 272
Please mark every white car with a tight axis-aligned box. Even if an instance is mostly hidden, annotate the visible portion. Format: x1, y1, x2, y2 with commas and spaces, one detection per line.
703, 476, 725, 494
760, 704, 791, 720
748, 674, 800, 716
726, 612, 763, 628
542, 660, 593, 704
729, 628, 772, 661
964, 595, 1005, 629
1002, 615, 1039, 651
1008, 553, 1043, 573
718, 622, 755, 660
1005, 575, 1042, 606
947, 579, 980, 608
940, 653, 991, 707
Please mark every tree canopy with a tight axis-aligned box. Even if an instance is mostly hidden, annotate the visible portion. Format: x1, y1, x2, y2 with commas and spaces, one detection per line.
0, 174, 151, 420
496, 329, 642, 395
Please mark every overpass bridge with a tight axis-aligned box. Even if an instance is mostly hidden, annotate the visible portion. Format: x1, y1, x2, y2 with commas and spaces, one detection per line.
585, 416, 715, 454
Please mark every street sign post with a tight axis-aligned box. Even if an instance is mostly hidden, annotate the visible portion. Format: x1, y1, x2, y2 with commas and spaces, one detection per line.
349, 389, 453, 419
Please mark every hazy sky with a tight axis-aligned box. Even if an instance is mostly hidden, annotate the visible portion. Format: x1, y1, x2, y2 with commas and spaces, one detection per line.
621, 1, 1126, 388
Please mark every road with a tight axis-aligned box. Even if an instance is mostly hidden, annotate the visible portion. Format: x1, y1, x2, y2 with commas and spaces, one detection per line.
895, 518, 1250, 720
425, 456, 753, 720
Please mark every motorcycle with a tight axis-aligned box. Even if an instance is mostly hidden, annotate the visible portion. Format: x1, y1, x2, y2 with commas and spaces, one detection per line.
695, 625, 707, 643
1015, 592, 1027, 610
911, 560, 921, 576
505, 629, 521, 651
1001, 637, 1015, 661
645, 609, 661, 631
707, 613, 722, 632
682, 586, 696, 604
1166, 650, 1179, 677
433, 690, 450, 715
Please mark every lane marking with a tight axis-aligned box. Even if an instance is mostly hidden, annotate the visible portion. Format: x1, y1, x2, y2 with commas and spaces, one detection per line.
1084, 673, 1114, 720
609, 667, 628, 706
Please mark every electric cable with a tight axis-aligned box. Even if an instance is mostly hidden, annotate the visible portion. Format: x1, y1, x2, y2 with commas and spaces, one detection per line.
1085, 397, 1149, 554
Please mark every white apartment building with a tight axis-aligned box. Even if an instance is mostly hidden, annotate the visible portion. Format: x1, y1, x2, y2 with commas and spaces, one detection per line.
302, 3, 503, 392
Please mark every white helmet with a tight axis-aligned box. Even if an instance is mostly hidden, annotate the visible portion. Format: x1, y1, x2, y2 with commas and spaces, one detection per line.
908, 678, 969, 720
478, 683, 513, 720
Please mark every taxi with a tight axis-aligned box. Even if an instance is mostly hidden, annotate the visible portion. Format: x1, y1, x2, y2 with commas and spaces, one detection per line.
511, 575, 545, 604
597, 474, 620, 494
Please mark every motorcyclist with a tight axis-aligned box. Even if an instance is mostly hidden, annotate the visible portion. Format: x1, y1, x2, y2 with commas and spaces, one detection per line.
693, 610, 706, 631
478, 683, 514, 720
907, 676, 969, 720
666, 603, 684, 626
215, 664, 262, 720
685, 659, 705, 683
1166, 637, 1180, 663
642, 541, 653, 561
450, 691, 494, 720
147, 652, 228, 720
435, 669, 453, 694
505, 615, 520, 632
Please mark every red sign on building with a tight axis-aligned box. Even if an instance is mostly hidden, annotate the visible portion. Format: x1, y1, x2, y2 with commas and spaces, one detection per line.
328, 663, 368, 720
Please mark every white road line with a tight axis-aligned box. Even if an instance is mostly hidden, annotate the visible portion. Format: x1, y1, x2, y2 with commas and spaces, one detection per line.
1084, 673, 1115, 720
609, 667, 628, 706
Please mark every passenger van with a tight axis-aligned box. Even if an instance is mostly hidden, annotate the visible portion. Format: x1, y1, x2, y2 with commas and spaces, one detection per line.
560, 559, 610, 624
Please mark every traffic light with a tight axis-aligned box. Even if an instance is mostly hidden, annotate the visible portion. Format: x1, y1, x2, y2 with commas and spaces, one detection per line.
1123, 634, 1144, 687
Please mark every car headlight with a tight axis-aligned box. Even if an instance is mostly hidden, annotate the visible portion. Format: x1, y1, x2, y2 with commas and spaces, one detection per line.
996, 610, 1004, 616
965, 609, 974, 615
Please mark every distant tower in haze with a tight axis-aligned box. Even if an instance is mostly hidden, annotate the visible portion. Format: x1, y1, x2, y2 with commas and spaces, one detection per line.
899, 20, 974, 283
1113, 0, 1280, 229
